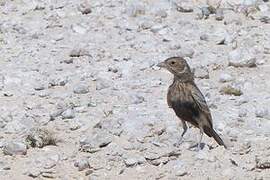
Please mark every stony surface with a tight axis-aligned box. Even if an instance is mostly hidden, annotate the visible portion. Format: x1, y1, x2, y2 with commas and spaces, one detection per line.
0, 0, 270, 179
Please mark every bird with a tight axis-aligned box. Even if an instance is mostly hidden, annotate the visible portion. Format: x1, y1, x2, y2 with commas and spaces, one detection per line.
157, 57, 227, 150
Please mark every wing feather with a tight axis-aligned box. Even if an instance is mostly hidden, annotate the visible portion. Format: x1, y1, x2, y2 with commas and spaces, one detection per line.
190, 83, 213, 124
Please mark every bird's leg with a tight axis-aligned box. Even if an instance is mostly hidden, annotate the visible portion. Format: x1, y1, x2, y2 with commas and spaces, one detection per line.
174, 120, 188, 147
197, 126, 204, 151
180, 120, 188, 140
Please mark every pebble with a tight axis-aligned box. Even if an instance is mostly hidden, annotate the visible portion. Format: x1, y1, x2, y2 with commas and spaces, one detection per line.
34, 83, 46, 91
79, 130, 112, 153
63, 58, 74, 64
219, 73, 233, 83
126, 2, 145, 17
69, 121, 81, 131
130, 94, 145, 104
139, 20, 154, 30
228, 49, 257, 68
69, 48, 91, 57
3, 141, 27, 156
74, 158, 90, 171
255, 107, 270, 119
239, 108, 248, 117
71, 24, 87, 34
49, 77, 68, 87
175, 2, 193, 13
258, 4, 269, 12
150, 24, 166, 33
194, 66, 209, 79
178, 46, 195, 58
78, 2, 92, 15
96, 78, 110, 90
124, 158, 137, 167
155, 10, 167, 18
175, 169, 188, 177
61, 108, 75, 119
215, 9, 224, 21
25, 168, 41, 178
73, 83, 89, 94
201, 7, 211, 18
256, 156, 270, 169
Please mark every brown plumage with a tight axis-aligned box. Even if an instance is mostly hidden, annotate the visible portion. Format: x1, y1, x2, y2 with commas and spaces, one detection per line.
157, 57, 226, 149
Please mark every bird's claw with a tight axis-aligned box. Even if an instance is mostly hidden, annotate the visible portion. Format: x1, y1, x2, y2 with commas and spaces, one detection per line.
173, 137, 183, 147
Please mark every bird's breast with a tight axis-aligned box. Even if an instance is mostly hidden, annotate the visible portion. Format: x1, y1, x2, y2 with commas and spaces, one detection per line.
167, 82, 200, 120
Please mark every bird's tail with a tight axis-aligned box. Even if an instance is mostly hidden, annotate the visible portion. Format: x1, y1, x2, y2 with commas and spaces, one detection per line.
204, 126, 227, 149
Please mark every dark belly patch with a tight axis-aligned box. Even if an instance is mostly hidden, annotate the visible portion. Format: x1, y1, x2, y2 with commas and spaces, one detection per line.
171, 101, 200, 121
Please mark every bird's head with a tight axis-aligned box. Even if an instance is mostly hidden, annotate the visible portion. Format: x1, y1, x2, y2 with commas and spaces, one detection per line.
157, 57, 193, 81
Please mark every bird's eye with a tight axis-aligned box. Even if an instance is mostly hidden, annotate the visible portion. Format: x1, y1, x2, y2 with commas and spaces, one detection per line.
171, 61, 175, 65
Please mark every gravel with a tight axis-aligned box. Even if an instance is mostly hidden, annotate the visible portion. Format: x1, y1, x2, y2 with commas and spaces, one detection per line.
3, 141, 27, 156
1, 0, 270, 179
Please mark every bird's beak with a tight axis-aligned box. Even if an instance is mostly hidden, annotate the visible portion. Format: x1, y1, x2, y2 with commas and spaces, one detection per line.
157, 62, 166, 68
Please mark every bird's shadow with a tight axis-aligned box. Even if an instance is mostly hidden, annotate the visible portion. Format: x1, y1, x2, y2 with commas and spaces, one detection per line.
188, 142, 206, 151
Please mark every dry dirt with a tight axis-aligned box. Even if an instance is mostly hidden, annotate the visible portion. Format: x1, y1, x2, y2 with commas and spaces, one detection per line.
0, 0, 270, 179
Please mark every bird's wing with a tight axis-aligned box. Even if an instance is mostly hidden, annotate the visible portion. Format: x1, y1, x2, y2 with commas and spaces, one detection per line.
190, 83, 213, 124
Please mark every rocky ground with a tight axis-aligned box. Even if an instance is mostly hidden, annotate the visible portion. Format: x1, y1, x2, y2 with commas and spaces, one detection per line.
0, 0, 270, 179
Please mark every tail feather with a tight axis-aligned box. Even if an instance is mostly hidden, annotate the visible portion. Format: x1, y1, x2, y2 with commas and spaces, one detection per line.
204, 126, 227, 149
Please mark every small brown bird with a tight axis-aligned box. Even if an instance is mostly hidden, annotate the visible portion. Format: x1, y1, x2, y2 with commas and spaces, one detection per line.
157, 57, 226, 149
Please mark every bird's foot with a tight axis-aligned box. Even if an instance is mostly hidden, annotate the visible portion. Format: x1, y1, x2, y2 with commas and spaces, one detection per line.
188, 142, 204, 151
173, 137, 184, 148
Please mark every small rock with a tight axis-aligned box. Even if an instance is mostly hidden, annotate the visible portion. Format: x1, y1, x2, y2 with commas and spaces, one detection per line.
194, 66, 209, 79
74, 158, 90, 171
96, 78, 110, 90
126, 2, 145, 17
69, 121, 81, 131
155, 9, 167, 18
130, 94, 145, 104
195, 149, 216, 162
73, 83, 89, 94
260, 15, 270, 24
49, 77, 68, 87
79, 130, 112, 153
124, 158, 137, 167
215, 8, 224, 21
220, 85, 243, 96
175, 2, 193, 13
69, 48, 91, 57
224, 12, 242, 25
139, 20, 154, 30
63, 58, 74, 64
150, 24, 166, 33
71, 24, 87, 34
175, 169, 188, 177
256, 156, 270, 169
219, 73, 233, 83
258, 4, 269, 12
61, 108, 75, 119
3, 141, 27, 155
34, 83, 46, 91
238, 108, 247, 117
228, 48, 257, 68
236, 96, 249, 105
255, 107, 270, 119
222, 168, 234, 178
78, 2, 92, 14
25, 168, 41, 178
201, 7, 211, 18
178, 46, 195, 58
34, 3, 45, 10
194, 7, 204, 19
